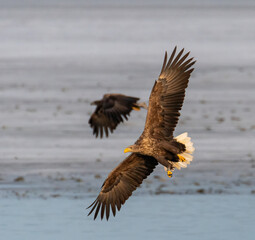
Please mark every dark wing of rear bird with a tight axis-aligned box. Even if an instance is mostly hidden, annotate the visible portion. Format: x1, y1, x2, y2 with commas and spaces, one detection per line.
89, 110, 118, 138
89, 94, 141, 138
144, 47, 195, 139
87, 153, 158, 220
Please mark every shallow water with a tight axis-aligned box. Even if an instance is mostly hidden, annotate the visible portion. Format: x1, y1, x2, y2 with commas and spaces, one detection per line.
1, 195, 254, 240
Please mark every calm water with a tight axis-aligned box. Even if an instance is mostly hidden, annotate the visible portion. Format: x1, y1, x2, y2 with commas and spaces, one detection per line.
0, 195, 254, 240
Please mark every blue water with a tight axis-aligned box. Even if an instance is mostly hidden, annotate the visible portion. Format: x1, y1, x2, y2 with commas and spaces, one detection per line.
0, 195, 254, 240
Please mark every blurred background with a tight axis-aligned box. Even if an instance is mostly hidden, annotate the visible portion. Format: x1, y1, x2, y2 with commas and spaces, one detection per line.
0, 0, 254, 239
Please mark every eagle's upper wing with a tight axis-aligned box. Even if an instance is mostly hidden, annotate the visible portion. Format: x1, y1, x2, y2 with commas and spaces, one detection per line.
103, 94, 140, 122
87, 153, 158, 220
89, 95, 140, 138
143, 47, 195, 139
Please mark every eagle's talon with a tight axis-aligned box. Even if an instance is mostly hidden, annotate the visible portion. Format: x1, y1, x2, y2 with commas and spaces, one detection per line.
167, 170, 172, 178
177, 154, 186, 162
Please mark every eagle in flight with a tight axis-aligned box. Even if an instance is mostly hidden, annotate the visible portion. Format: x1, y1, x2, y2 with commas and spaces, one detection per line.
87, 46, 196, 220
89, 94, 147, 138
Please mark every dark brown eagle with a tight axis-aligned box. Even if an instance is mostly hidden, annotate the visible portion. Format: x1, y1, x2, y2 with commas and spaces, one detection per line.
87, 47, 196, 220
89, 94, 147, 138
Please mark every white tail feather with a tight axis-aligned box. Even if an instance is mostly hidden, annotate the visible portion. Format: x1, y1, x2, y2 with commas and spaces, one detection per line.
164, 132, 195, 175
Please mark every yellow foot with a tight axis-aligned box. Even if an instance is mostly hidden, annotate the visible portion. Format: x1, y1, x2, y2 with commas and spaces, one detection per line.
177, 154, 186, 162
132, 106, 140, 111
167, 170, 172, 178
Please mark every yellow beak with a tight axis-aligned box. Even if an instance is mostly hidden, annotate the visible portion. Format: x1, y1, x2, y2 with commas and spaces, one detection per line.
132, 106, 140, 111
124, 148, 132, 153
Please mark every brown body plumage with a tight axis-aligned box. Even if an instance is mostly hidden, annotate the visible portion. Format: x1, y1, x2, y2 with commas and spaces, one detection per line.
89, 94, 147, 138
87, 46, 196, 220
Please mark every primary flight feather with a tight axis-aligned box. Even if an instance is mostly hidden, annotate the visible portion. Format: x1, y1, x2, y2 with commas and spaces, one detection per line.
87, 46, 196, 220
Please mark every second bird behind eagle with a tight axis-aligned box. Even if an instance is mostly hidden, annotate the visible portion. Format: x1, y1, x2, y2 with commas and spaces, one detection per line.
89, 94, 147, 138
87, 46, 196, 220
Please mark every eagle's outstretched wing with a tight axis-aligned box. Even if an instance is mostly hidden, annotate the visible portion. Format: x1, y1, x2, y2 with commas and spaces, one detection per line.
89, 94, 141, 138
87, 153, 158, 220
144, 47, 195, 139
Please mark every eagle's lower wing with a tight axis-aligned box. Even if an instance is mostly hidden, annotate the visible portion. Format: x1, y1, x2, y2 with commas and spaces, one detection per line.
87, 153, 158, 220
88, 111, 118, 138
144, 47, 195, 138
